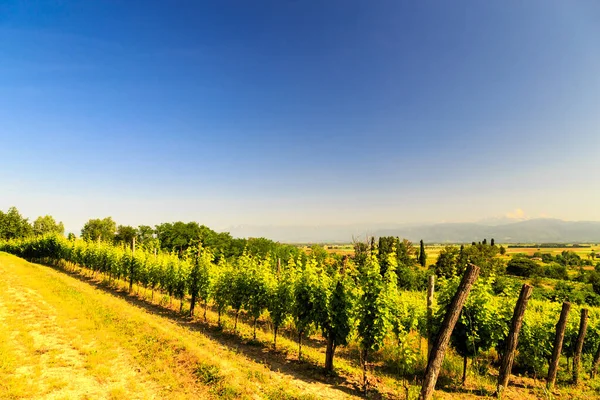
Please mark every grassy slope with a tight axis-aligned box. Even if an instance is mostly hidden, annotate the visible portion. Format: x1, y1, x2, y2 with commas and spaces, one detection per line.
0, 252, 352, 400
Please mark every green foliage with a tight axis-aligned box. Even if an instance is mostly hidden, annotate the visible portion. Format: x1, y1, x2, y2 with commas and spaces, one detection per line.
506, 257, 542, 277
435, 276, 513, 362
325, 276, 353, 346
377, 236, 396, 275
543, 263, 568, 280
292, 257, 321, 339
356, 254, 391, 355
114, 225, 137, 247
589, 271, 600, 294
32, 215, 64, 236
353, 241, 369, 269
81, 217, 116, 242
267, 258, 295, 345
396, 238, 417, 267
435, 243, 505, 279
434, 245, 460, 278
463, 243, 505, 276
418, 239, 426, 267
0, 207, 33, 240
245, 257, 272, 337
555, 250, 582, 267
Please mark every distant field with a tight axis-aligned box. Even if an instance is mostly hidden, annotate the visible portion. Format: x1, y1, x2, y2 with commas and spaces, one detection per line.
504, 246, 598, 258
320, 243, 599, 264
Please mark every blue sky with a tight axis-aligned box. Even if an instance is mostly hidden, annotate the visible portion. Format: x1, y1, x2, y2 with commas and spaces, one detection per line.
1, 1, 599, 232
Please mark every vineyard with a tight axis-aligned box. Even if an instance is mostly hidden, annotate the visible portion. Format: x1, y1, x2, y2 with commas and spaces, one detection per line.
2, 234, 600, 399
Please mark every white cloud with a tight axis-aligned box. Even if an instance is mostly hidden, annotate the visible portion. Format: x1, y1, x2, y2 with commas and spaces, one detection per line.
505, 208, 528, 220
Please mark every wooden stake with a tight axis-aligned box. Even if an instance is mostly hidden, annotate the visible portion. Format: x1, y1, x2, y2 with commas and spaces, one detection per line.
547, 302, 571, 389
496, 284, 533, 395
572, 308, 588, 384
427, 274, 435, 359
591, 343, 600, 378
419, 264, 480, 400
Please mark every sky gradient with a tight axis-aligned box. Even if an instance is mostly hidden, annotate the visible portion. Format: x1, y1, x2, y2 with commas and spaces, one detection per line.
1, 1, 599, 233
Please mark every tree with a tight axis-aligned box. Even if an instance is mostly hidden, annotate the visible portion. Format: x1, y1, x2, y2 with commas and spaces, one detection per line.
462, 243, 505, 277
136, 225, 155, 243
556, 250, 581, 267
81, 217, 116, 242
482, 238, 487, 245
32, 215, 65, 236
353, 240, 369, 269
491, 238, 495, 247
114, 225, 137, 247
0, 207, 32, 239
506, 257, 542, 277
588, 271, 600, 295
155, 222, 201, 255
397, 238, 417, 267
435, 246, 460, 278
499, 245, 506, 256
419, 239, 427, 267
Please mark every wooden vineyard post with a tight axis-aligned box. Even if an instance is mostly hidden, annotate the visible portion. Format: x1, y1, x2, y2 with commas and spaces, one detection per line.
547, 302, 571, 389
419, 264, 480, 400
129, 237, 136, 293
572, 308, 589, 384
591, 344, 600, 378
496, 284, 533, 396
427, 274, 435, 359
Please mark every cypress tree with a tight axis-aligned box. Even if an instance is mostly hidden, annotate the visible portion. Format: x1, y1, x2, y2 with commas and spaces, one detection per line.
491, 238, 495, 246
419, 239, 426, 267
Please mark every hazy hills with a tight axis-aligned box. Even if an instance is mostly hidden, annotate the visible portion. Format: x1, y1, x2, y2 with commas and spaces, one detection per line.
227, 219, 600, 244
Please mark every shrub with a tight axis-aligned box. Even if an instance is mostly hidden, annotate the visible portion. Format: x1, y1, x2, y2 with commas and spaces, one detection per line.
543, 263, 568, 280
506, 257, 542, 277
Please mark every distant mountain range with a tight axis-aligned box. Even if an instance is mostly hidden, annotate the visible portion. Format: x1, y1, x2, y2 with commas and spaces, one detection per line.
226, 219, 600, 244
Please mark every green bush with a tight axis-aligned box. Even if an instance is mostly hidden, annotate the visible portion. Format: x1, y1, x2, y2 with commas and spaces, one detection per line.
506, 257, 542, 277
542, 263, 568, 280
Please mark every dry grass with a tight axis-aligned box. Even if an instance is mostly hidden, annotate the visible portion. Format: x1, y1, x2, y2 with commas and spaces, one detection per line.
0, 253, 339, 399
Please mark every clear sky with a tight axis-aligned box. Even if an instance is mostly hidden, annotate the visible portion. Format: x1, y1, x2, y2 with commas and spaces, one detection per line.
1, 1, 599, 232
